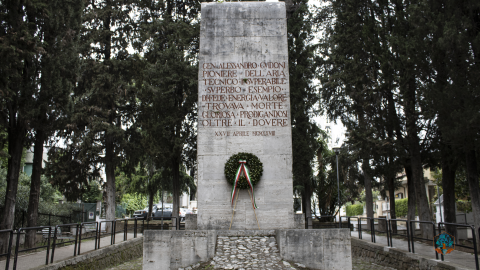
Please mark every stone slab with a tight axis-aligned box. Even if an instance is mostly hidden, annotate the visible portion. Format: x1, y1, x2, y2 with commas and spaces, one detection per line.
198, 2, 296, 230
276, 229, 352, 270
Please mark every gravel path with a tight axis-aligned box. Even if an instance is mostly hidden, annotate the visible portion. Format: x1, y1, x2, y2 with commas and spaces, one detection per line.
104, 257, 397, 270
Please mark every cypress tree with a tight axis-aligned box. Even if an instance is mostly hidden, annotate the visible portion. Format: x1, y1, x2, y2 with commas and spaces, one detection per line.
286, 0, 320, 228
0, 0, 40, 236
135, 0, 199, 226
24, 0, 83, 249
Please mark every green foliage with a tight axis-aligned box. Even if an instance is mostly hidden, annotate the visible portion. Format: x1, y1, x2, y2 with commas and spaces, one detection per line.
121, 193, 148, 215
82, 181, 103, 203
346, 204, 364, 217
395, 198, 409, 218
457, 201, 472, 213
286, 0, 321, 217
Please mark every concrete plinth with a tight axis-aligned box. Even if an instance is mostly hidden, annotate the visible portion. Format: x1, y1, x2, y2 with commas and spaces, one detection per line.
143, 229, 352, 270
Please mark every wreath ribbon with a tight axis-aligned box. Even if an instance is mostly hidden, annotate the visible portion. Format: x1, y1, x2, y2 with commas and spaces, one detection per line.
231, 160, 258, 209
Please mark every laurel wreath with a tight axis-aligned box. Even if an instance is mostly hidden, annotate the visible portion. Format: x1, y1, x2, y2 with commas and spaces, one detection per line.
224, 152, 263, 189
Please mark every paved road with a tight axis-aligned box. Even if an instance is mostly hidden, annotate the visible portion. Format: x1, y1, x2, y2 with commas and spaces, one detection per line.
0, 232, 139, 270
351, 231, 478, 269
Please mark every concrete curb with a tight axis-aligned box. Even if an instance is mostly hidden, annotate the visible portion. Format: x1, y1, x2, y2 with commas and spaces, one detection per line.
352, 238, 473, 270
33, 237, 143, 270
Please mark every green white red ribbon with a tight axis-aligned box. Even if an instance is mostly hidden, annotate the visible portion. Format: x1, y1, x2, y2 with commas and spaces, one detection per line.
231, 160, 258, 209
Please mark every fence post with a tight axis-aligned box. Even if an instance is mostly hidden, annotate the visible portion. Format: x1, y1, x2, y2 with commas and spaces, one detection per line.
13, 229, 22, 270
5, 230, 13, 270
134, 218, 137, 238
410, 221, 415, 253
406, 220, 410, 252
124, 219, 128, 241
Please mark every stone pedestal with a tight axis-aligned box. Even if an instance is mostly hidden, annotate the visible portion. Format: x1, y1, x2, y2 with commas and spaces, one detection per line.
143, 229, 352, 270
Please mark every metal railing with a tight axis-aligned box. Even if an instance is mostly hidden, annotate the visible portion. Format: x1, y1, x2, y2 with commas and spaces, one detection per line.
388, 219, 410, 251
98, 220, 115, 248
0, 229, 13, 270
319, 216, 480, 270
3, 217, 146, 270
50, 223, 79, 263
371, 218, 389, 246
358, 217, 374, 242
13, 226, 52, 269
438, 222, 478, 270
409, 220, 438, 260
78, 221, 99, 255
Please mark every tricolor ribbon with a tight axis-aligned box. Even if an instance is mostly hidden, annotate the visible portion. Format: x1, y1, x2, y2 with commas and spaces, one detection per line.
231, 160, 258, 209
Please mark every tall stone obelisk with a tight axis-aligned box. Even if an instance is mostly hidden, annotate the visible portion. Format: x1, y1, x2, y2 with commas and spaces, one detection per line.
197, 2, 298, 230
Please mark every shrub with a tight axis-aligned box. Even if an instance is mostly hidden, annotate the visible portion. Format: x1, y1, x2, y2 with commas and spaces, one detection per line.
346, 204, 364, 216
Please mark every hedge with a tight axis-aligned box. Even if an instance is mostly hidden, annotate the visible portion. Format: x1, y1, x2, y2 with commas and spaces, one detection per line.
346, 204, 364, 216
395, 198, 408, 217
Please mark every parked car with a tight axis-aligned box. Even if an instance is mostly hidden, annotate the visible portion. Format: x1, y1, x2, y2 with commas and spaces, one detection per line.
133, 203, 173, 219
154, 206, 173, 220
133, 205, 158, 219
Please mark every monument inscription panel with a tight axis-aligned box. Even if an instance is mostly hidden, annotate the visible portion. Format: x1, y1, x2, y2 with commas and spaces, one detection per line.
197, 2, 295, 230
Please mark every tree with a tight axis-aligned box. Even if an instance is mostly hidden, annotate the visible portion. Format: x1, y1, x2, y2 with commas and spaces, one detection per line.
286, 0, 320, 229
0, 0, 40, 240
25, 0, 83, 248
49, 0, 141, 229
135, 0, 199, 227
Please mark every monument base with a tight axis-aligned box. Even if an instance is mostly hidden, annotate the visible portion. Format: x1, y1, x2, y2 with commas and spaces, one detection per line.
143, 229, 352, 270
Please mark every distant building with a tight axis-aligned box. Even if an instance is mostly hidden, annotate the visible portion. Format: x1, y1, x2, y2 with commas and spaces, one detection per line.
23, 147, 48, 176
373, 168, 437, 219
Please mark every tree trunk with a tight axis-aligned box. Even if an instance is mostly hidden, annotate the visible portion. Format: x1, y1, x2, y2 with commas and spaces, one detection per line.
410, 141, 433, 238
441, 143, 457, 236
363, 159, 373, 230
25, 129, 45, 249
172, 159, 180, 230
0, 122, 26, 255
304, 186, 312, 229
405, 76, 433, 239
387, 174, 397, 233
405, 164, 416, 222
147, 188, 154, 221
105, 133, 116, 232
465, 148, 480, 250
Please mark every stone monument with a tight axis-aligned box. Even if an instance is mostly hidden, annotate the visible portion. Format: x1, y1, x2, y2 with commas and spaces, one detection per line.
197, 1, 297, 230
143, 3, 352, 269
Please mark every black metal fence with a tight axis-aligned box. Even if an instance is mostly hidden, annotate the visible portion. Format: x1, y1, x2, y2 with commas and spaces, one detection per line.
341, 217, 479, 270
1, 217, 149, 270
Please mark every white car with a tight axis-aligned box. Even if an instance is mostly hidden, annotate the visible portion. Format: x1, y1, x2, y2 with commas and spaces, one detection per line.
179, 208, 194, 222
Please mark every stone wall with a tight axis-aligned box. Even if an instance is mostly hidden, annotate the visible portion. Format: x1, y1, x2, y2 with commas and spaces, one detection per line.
352, 238, 463, 270
33, 237, 143, 270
